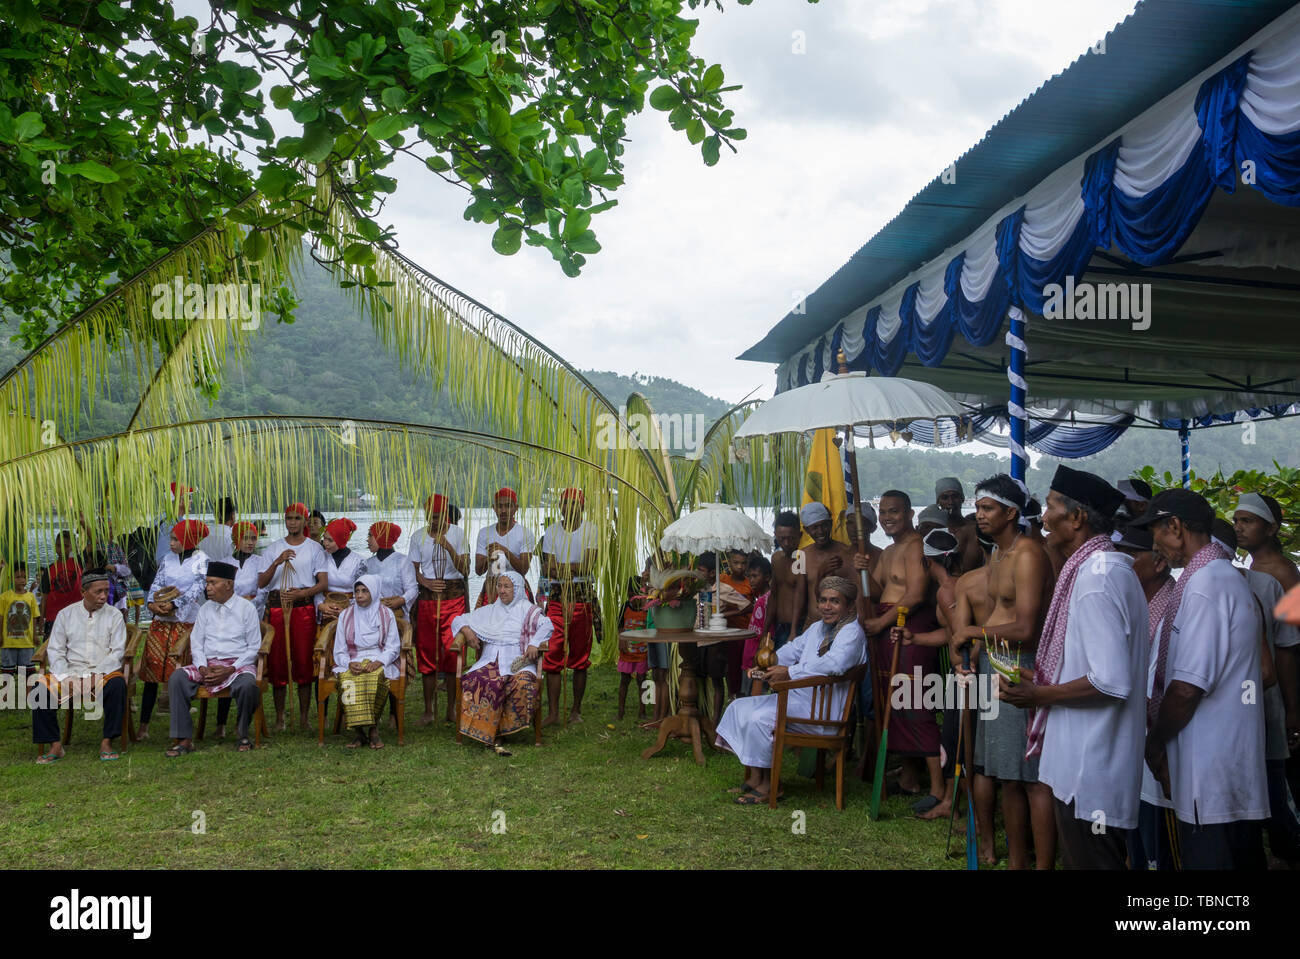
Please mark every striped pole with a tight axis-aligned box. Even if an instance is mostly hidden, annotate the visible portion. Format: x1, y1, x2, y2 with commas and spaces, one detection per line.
1179, 422, 1191, 488
1006, 307, 1028, 484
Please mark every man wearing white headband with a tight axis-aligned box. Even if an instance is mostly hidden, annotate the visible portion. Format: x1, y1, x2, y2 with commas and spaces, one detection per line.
951, 473, 1054, 870
797, 501, 854, 634
1233, 492, 1300, 814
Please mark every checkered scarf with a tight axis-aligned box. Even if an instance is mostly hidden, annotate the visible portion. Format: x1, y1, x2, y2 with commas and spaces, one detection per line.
1146, 541, 1231, 728
1025, 534, 1114, 758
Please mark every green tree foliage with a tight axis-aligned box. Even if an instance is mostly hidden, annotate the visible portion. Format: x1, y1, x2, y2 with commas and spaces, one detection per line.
1138, 463, 1300, 559
2, 0, 782, 345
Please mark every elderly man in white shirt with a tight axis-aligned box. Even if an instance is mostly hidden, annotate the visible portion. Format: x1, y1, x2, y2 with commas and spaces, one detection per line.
32, 573, 128, 764
165, 561, 264, 754
1002, 467, 1148, 869
1134, 489, 1268, 871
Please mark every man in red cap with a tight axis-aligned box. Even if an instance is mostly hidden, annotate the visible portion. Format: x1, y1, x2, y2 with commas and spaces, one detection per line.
474, 487, 535, 607
540, 487, 600, 725
409, 494, 469, 725
257, 503, 329, 731
138, 517, 210, 740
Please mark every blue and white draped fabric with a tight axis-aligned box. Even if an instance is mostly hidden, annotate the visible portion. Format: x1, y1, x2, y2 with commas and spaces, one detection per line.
775, 8, 1300, 396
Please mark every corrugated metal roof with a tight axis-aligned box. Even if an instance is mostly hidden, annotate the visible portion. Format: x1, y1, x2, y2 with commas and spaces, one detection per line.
739, 0, 1300, 364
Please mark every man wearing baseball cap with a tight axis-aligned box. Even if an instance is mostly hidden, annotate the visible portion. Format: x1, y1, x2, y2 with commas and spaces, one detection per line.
1132, 489, 1268, 869
1001, 467, 1148, 869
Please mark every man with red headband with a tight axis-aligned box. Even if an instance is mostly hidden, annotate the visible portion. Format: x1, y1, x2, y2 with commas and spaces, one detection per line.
257, 503, 329, 731
540, 487, 601, 726
138, 518, 210, 740
409, 494, 469, 726
318, 518, 365, 619
474, 487, 535, 607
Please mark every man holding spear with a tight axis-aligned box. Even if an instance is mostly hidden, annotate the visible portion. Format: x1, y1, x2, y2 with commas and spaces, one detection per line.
410, 494, 469, 726
257, 503, 328, 731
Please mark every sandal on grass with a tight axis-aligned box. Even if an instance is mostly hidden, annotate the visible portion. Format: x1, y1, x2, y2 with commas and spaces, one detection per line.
99, 750, 121, 762
164, 742, 195, 758
911, 795, 941, 815
236, 738, 254, 752
36, 752, 62, 765
493, 744, 512, 757
734, 792, 776, 806
726, 784, 758, 795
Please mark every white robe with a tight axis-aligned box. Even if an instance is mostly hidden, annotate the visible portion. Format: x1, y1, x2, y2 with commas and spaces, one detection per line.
332, 576, 402, 681
715, 618, 868, 769
450, 572, 554, 679
360, 549, 418, 617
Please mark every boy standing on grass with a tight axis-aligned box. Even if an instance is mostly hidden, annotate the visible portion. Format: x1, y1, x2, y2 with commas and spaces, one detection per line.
617, 570, 649, 721
1, 563, 40, 676
721, 548, 754, 698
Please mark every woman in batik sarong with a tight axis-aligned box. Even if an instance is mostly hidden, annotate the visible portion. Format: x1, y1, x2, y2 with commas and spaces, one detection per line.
332, 574, 400, 749
451, 570, 552, 756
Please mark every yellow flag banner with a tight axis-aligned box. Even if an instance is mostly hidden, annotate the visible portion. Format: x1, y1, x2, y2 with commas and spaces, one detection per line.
799, 428, 850, 549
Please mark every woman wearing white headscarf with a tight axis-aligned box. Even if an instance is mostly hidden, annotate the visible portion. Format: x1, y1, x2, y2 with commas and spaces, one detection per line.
332, 574, 400, 749
451, 570, 553, 755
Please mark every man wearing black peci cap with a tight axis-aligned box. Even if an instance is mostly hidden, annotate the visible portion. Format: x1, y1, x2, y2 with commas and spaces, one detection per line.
165, 561, 264, 755
1001, 467, 1148, 869
1131, 489, 1268, 869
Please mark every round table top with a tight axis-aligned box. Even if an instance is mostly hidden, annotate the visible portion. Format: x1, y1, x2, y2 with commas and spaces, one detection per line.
619, 628, 755, 646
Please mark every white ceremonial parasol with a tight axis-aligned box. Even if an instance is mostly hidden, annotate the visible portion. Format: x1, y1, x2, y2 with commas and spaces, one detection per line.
732, 363, 967, 600
659, 502, 770, 632
732, 370, 966, 439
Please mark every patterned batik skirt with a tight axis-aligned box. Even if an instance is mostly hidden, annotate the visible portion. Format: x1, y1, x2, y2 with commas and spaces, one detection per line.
458, 661, 539, 745
338, 663, 389, 729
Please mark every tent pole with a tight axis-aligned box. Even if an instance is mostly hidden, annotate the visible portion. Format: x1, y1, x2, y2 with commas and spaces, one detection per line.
1179, 422, 1191, 488
1007, 307, 1028, 484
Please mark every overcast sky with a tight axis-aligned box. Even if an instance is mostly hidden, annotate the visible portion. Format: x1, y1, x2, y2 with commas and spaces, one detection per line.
376, 0, 1140, 407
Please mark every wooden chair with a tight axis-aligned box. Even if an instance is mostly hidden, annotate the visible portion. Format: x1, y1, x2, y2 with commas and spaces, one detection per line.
31, 623, 144, 749
314, 614, 415, 746
170, 624, 274, 745
769, 663, 869, 810
451, 635, 549, 747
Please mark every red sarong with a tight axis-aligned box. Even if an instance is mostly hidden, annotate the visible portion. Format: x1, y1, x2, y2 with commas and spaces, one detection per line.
139, 620, 192, 684
416, 593, 467, 674
542, 599, 592, 673
268, 604, 316, 687
873, 601, 941, 757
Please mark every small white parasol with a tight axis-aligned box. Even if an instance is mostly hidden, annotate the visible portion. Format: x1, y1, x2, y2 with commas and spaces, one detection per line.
659, 503, 769, 631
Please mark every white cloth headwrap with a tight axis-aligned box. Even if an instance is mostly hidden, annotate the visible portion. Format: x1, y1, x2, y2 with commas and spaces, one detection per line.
935, 477, 964, 497
800, 502, 831, 526
450, 571, 536, 648
974, 490, 1020, 511
1116, 479, 1150, 503
1236, 493, 1276, 525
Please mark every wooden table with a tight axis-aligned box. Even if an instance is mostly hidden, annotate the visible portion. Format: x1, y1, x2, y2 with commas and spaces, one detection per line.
621, 627, 754, 765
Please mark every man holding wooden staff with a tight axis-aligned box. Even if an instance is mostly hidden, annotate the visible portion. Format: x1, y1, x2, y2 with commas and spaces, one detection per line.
540, 488, 600, 727
257, 503, 328, 731
410, 494, 469, 726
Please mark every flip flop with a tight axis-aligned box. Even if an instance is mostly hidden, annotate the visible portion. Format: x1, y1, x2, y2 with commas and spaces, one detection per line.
911, 795, 941, 815
99, 750, 121, 762
164, 743, 195, 757
237, 739, 254, 752
726, 784, 758, 795
493, 744, 512, 756
734, 791, 784, 805
36, 752, 62, 765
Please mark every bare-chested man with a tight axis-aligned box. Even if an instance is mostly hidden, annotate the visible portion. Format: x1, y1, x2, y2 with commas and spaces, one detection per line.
1234, 493, 1300, 792
950, 474, 1055, 869
798, 502, 855, 633
863, 490, 940, 799
845, 503, 883, 623
768, 511, 804, 650
892, 528, 965, 818
936, 477, 984, 574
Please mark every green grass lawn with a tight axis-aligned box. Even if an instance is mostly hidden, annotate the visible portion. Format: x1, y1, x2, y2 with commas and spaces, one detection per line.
0, 667, 971, 869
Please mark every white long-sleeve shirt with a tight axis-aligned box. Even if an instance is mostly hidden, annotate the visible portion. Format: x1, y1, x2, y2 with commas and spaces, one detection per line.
189, 594, 262, 672
361, 550, 418, 616
776, 617, 869, 711
317, 550, 366, 607
147, 551, 209, 623
47, 602, 127, 682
